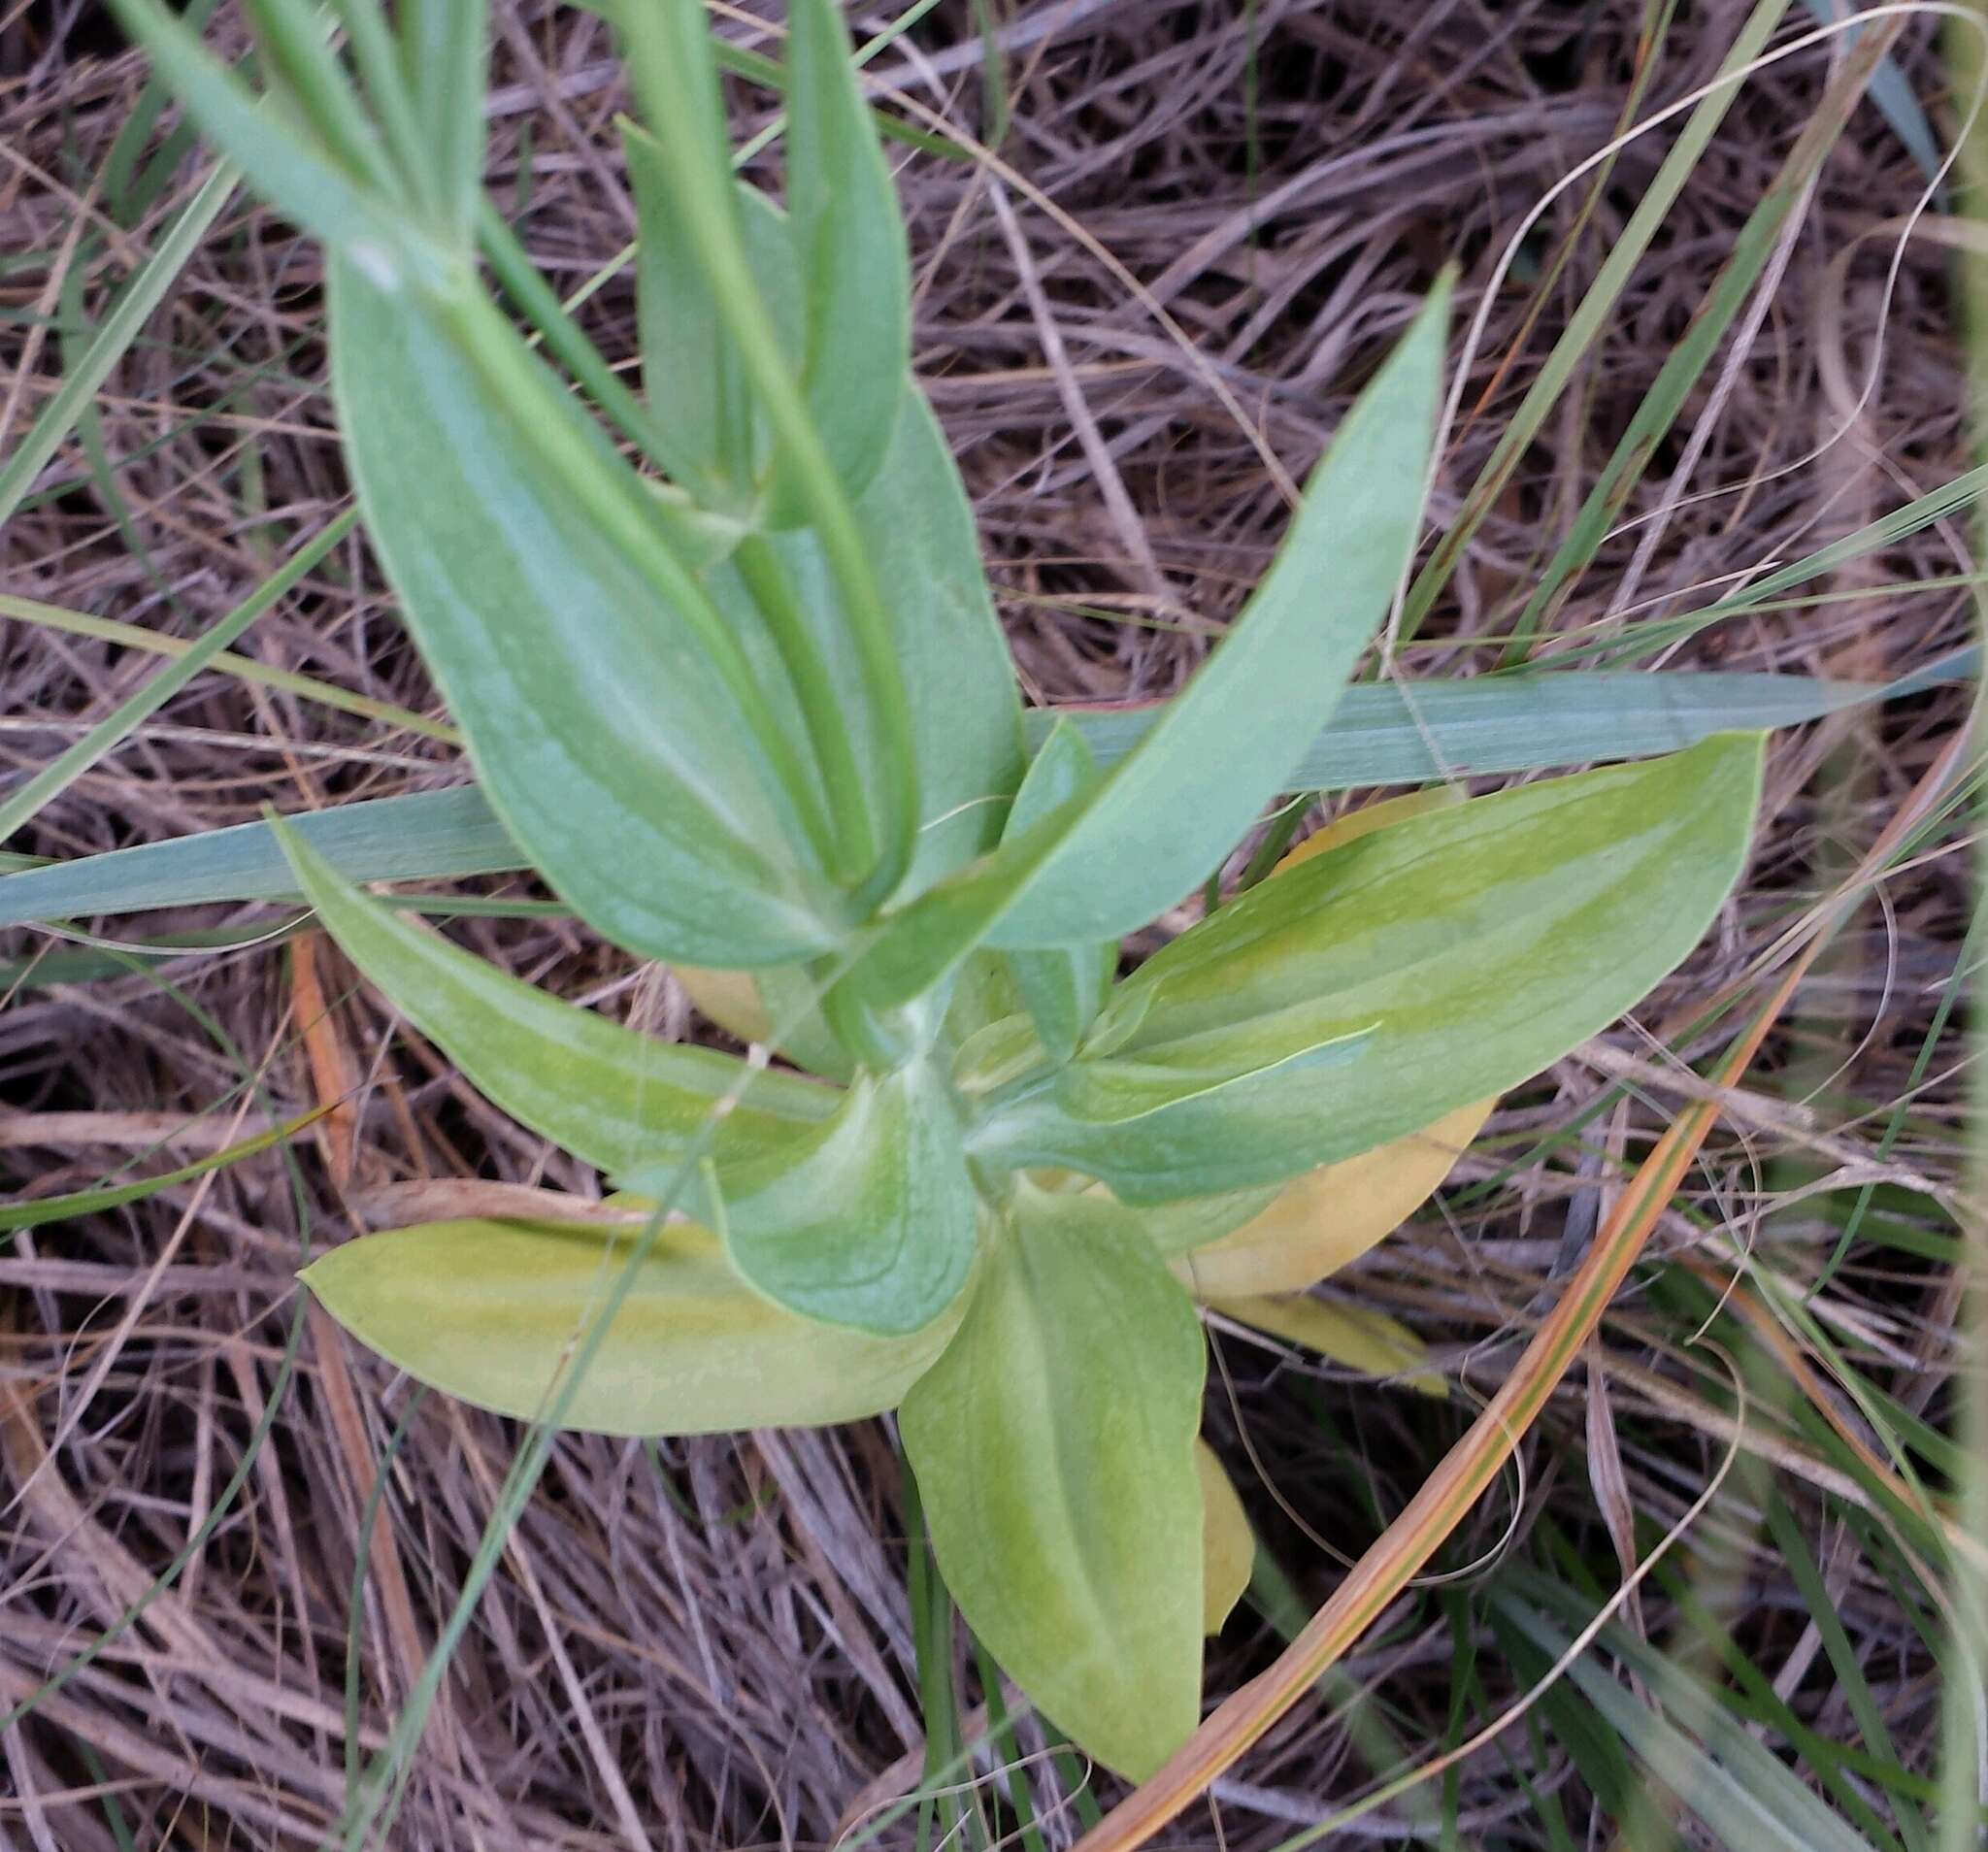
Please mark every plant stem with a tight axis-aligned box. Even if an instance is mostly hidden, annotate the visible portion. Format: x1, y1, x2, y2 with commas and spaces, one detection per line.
735, 536, 878, 886
620, 0, 919, 914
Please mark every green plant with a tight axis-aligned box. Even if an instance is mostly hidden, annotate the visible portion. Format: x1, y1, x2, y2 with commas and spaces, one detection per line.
104, 0, 1765, 1778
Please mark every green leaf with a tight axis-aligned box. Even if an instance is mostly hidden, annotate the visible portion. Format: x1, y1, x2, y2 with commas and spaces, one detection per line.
986, 279, 1452, 949
779, 0, 910, 510
1054, 1022, 1375, 1124
833, 784, 1091, 1014
329, 260, 845, 967
303, 1215, 957, 1436
686, 183, 1023, 898
1496, 1585, 1876, 1852
710, 374, 1027, 900
106, 0, 449, 288
898, 1183, 1207, 1779
623, 111, 766, 498
690, 1063, 977, 1338
401, 0, 489, 238
977, 735, 1764, 1201
277, 819, 835, 1186
1001, 720, 1112, 1061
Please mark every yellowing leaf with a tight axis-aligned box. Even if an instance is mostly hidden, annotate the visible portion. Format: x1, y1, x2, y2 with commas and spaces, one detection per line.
1209, 1292, 1445, 1397
1175, 1097, 1493, 1298
1276, 782, 1465, 870
302, 1216, 958, 1436
674, 964, 775, 1045
1196, 1440, 1254, 1635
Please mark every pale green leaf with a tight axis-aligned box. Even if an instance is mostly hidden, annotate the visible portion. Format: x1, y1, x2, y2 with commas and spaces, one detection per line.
899, 1183, 1206, 1779
828, 782, 1090, 1014
779, 0, 910, 509
709, 369, 1026, 900
329, 259, 843, 967
1053, 1021, 1374, 1125
985, 280, 1452, 948
977, 734, 1764, 1200
1002, 719, 1112, 1062
623, 113, 771, 498
401, 0, 489, 238
690, 1063, 977, 1338
304, 1215, 956, 1436
277, 820, 835, 1186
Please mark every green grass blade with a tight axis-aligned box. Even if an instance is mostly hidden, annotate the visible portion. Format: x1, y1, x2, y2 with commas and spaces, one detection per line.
1498, 16, 1905, 661
0, 1108, 324, 1235
1399, 0, 1792, 643
0, 654, 1967, 928
1497, 1586, 1875, 1852
0, 589, 458, 741
0, 509, 358, 844
1801, 0, 1942, 181
0, 160, 236, 533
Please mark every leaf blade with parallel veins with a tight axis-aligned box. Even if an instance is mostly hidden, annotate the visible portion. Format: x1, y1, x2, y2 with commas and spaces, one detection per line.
677, 1061, 977, 1338
977, 735, 1764, 1201
276, 820, 835, 1185
899, 1183, 1207, 1780
304, 1215, 956, 1436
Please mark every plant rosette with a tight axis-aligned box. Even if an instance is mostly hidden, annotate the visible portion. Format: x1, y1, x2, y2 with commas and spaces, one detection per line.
112, 0, 1766, 1780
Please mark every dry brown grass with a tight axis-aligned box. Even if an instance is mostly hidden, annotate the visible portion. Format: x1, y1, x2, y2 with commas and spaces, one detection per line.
0, 2, 1975, 1846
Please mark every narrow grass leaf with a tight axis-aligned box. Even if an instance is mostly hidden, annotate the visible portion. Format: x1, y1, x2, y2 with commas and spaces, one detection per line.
0, 1108, 325, 1234
1496, 1587, 1875, 1852
0, 510, 358, 844
1399, 0, 1792, 638
0, 659, 1949, 926
0, 160, 236, 533
1501, 17, 1904, 657
1800, 0, 1942, 181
